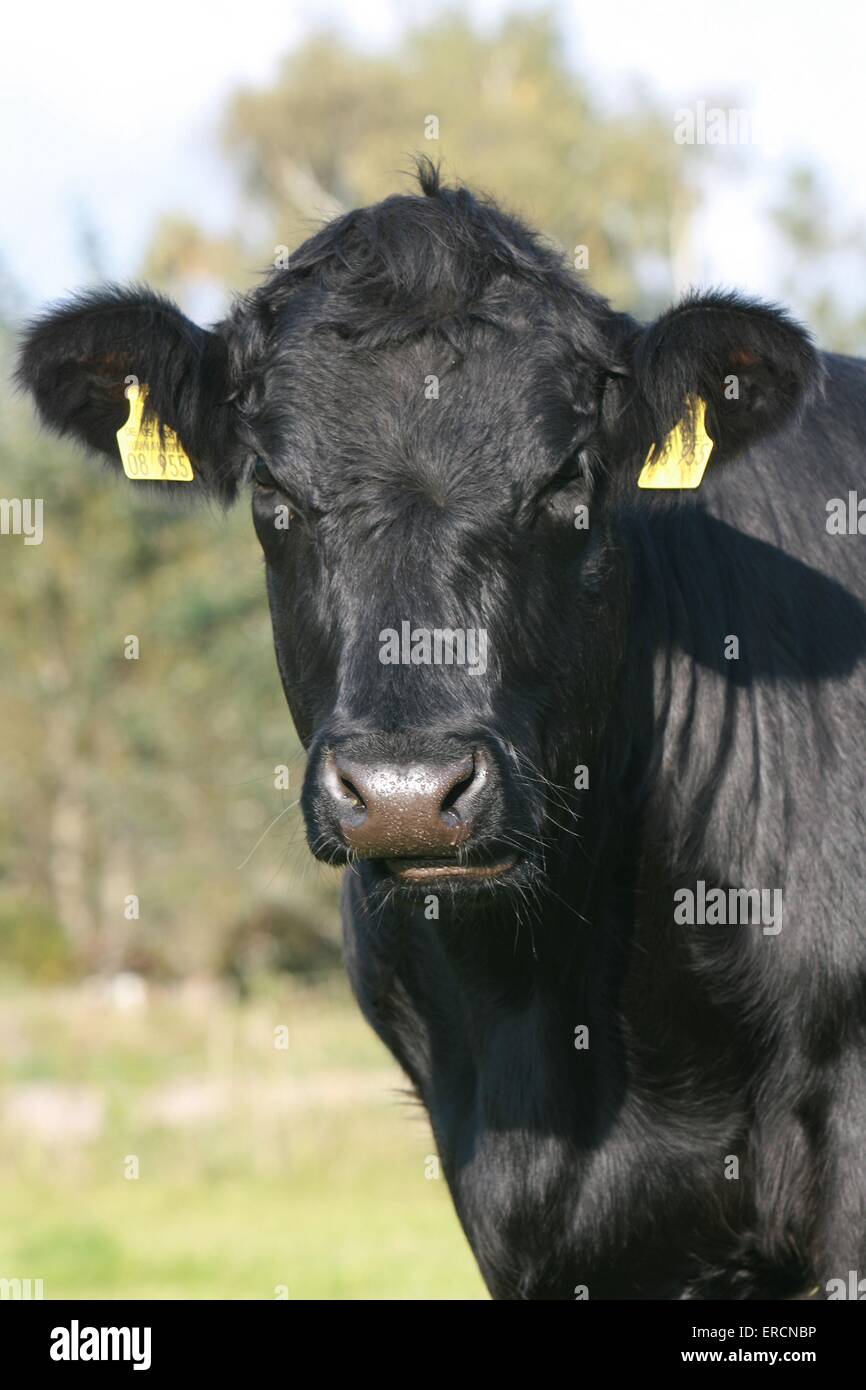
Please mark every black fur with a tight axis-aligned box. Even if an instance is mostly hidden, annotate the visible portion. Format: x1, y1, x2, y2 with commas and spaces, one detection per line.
17, 162, 866, 1300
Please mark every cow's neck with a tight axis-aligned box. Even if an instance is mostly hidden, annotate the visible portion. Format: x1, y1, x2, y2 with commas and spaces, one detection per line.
346, 808, 642, 1120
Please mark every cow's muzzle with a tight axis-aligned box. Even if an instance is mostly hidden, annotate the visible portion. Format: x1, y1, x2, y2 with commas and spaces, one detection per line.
308, 741, 517, 882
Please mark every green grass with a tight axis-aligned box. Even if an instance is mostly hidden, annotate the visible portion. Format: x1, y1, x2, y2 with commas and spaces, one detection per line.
0, 976, 486, 1299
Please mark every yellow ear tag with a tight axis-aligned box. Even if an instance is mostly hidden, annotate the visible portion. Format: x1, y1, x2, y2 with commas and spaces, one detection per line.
637, 396, 713, 489
116, 386, 194, 482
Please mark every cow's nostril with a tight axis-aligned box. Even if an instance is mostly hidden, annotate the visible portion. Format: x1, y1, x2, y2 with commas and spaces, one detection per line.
337, 774, 365, 809
440, 761, 477, 817
441, 749, 490, 824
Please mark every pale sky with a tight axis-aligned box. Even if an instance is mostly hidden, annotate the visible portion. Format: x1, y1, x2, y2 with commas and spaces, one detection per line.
3, 0, 864, 317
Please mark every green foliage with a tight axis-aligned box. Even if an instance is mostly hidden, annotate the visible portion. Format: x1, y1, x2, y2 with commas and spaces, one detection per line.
220, 902, 343, 994
0, 896, 73, 983
0, 330, 338, 978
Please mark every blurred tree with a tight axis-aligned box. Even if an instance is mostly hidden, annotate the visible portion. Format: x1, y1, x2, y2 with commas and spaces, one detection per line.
0, 326, 338, 980
771, 165, 866, 354
140, 216, 247, 306
148, 10, 698, 314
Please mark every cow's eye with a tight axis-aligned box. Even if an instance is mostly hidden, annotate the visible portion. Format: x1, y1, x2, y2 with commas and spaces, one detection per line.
253, 457, 279, 490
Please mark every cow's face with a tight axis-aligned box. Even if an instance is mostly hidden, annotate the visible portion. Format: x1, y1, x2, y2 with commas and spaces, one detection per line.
18, 177, 819, 901
250, 306, 611, 896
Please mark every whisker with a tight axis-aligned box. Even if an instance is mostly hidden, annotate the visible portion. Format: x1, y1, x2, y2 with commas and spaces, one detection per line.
236, 799, 301, 869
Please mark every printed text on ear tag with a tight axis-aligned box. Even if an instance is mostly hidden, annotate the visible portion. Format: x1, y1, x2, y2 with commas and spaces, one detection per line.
116, 386, 194, 482
637, 396, 713, 489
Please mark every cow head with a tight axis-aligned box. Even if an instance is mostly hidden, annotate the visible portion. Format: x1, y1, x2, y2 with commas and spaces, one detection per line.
17, 164, 820, 903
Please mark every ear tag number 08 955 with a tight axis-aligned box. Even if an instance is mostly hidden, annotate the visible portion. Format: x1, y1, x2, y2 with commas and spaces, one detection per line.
116, 386, 194, 482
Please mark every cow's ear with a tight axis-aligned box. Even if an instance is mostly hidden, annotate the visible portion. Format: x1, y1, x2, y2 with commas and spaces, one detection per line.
632, 291, 823, 459
16, 286, 244, 502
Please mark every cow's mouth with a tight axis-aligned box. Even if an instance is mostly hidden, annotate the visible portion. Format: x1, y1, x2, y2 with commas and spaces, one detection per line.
384, 853, 519, 883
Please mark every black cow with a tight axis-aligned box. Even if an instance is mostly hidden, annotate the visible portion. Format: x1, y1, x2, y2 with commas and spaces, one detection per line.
17, 163, 866, 1300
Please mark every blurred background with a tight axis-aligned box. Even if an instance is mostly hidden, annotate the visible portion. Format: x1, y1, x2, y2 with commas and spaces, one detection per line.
1, 0, 865, 1299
